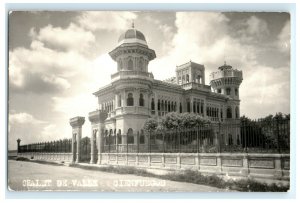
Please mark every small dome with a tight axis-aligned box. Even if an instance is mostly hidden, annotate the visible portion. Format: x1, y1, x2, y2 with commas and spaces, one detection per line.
218, 62, 233, 71
118, 28, 147, 46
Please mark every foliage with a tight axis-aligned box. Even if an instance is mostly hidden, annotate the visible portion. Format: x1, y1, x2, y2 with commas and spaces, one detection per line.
143, 118, 158, 133
69, 164, 289, 192
240, 113, 290, 150
143, 112, 211, 132
162, 112, 211, 129
16, 157, 30, 161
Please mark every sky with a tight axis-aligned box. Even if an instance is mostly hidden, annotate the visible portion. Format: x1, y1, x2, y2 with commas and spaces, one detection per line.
8, 11, 290, 150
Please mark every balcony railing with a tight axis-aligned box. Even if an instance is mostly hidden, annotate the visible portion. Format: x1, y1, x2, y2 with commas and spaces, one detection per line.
180, 82, 211, 91
210, 69, 243, 81
111, 71, 154, 81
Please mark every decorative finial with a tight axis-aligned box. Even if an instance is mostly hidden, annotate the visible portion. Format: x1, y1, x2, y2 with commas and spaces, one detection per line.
132, 20, 135, 28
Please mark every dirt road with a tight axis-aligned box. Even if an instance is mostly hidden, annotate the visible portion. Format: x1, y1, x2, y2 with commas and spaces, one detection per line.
8, 160, 231, 192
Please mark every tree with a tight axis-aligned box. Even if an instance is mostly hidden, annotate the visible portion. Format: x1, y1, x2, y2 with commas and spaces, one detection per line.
143, 118, 158, 133
143, 112, 211, 132
162, 112, 210, 129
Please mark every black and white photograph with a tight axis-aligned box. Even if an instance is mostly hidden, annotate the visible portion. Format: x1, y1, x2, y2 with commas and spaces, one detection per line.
7, 10, 291, 193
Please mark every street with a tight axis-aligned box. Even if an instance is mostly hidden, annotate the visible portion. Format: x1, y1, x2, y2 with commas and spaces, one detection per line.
8, 160, 231, 192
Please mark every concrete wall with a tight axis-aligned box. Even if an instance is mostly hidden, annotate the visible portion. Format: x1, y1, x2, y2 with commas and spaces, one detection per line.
17, 153, 73, 162
99, 152, 290, 180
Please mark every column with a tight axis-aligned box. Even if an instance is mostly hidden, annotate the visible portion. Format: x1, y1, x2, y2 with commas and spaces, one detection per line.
90, 129, 95, 164
17, 139, 21, 154
97, 127, 104, 164
76, 126, 82, 163
134, 89, 138, 107
69, 117, 85, 164
154, 93, 158, 116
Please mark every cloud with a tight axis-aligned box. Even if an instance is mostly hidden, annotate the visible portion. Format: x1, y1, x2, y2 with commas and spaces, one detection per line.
31, 23, 96, 52
9, 112, 46, 125
277, 20, 290, 53
76, 11, 137, 31
240, 65, 290, 118
9, 40, 90, 94
149, 12, 289, 119
245, 16, 269, 37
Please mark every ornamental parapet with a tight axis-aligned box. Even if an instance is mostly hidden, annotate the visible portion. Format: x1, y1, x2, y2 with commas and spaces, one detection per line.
181, 82, 211, 91
111, 70, 154, 81
69, 116, 85, 127
210, 69, 243, 81
88, 110, 108, 123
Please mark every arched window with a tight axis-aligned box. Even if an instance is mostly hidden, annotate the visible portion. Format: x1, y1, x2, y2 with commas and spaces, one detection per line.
157, 99, 160, 111
127, 128, 134, 144
193, 101, 196, 113
182, 75, 186, 83
235, 106, 239, 118
139, 93, 144, 106
151, 98, 155, 114
227, 107, 232, 119
165, 101, 168, 113
235, 88, 238, 96
226, 88, 231, 95
168, 101, 170, 112
180, 103, 182, 113
197, 75, 201, 83
127, 93, 134, 106
178, 76, 182, 85
128, 59, 133, 70
228, 134, 233, 145
140, 130, 145, 144
118, 94, 121, 107
187, 100, 190, 112
105, 130, 108, 145
186, 74, 189, 83
117, 129, 122, 144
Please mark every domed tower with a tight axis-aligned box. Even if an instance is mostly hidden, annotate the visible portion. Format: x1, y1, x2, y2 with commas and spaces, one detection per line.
210, 62, 243, 120
109, 23, 156, 81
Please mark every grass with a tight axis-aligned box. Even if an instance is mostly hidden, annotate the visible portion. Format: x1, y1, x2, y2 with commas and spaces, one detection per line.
68, 164, 289, 192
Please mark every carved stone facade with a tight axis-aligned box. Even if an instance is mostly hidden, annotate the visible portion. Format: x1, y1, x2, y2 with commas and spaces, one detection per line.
87, 26, 243, 146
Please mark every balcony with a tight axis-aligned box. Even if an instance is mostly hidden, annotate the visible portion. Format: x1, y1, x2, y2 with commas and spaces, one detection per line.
111, 70, 154, 81
114, 106, 149, 116
210, 69, 243, 81
180, 82, 211, 91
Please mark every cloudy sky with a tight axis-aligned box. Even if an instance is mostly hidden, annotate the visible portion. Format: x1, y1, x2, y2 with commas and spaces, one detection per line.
8, 11, 290, 150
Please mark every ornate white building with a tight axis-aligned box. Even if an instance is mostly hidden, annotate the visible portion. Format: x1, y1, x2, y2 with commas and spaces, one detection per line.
83, 25, 243, 156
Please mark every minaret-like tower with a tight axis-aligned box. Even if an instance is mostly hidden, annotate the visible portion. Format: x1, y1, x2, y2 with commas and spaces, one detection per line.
210, 62, 243, 119
109, 23, 156, 81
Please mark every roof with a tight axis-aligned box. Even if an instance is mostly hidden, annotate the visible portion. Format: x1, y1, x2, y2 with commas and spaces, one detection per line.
118, 28, 147, 46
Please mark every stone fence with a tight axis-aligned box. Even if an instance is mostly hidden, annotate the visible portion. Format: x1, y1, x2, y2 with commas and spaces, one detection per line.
99, 152, 290, 180
17, 152, 73, 162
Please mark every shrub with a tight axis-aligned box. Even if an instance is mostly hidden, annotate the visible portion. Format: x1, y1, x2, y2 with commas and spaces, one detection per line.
16, 157, 30, 161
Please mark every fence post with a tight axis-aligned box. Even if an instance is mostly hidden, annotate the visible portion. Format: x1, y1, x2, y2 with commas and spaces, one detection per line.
196, 127, 199, 153
276, 117, 281, 154
178, 129, 181, 153
149, 131, 151, 153
137, 132, 139, 153
163, 131, 165, 153
126, 132, 128, 154
218, 122, 221, 153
